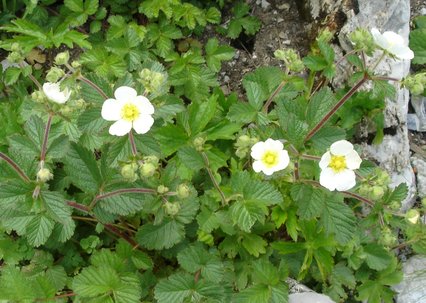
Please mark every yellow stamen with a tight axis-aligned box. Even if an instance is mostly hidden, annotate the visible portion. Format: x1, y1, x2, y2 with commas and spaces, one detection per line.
261, 151, 279, 168
329, 155, 347, 172
121, 103, 139, 121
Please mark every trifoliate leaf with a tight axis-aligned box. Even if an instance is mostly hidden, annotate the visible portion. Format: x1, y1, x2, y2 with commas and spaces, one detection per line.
230, 200, 267, 232
363, 244, 392, 271
241, 233, 267, 257
205, 38, 234, 72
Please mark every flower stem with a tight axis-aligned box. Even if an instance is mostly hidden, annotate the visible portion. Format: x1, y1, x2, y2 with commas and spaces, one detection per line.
40, 113, 53, 162
19, 62, 42, 90
0, 152, 30, 182
77, 75, 109, 99
201, 151, 227, 206
67, 200, 90, 213
372, 51, 387, 70
262, 80, 287, 113
129, 130, 138, 156
341, 191, 374, 206
304, 73, 369, 142
372, 76, 401, 82
300, 154, 321, 161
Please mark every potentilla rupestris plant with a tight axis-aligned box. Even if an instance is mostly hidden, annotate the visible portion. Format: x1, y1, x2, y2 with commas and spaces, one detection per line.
0, 13, 425, 303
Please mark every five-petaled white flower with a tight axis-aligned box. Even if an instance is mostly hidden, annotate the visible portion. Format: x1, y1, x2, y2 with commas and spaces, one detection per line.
319, 140, 362, 191
371, 28, 414, 60
250, 139, 290, 176
101, 86, 154, 136
43, 82, 71, 104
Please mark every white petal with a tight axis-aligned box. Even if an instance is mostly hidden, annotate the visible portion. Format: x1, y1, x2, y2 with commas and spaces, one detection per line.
262, 167, 277, 176
274, 150, 290, 170
330, 140, 353, 156
264, 138, 283, 151
114, 86, 137, 102
250, 141, 266, 160
101, 98, 122, 121
390, 45, 414, 60
371, 28, 390, 49
345, 150, 362, 170
334, 169, 357, 191
132, 115, 154, 134
43, 82, 71, 104
319, 168, 337, 191
109, 119, 132, 136
382, 31, 405, 46
252, 160, 263, 173
134, 96, 155, 115
319, 151, 331, 170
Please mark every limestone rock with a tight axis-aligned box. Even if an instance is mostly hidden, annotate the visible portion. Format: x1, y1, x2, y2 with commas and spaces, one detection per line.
289, 292, 336, 303
394, 256, 426, 303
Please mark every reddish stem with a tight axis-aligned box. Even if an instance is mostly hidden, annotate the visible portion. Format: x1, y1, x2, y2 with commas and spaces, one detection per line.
305, 73, 369, 142
40, 113, 53, 161
0, 152, 30, 182
67, 200, 90, 213
129, 131, 138, 156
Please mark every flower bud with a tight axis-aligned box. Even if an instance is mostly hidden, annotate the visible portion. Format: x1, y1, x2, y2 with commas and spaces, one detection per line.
7, 51, 24, 63
143, 155, 159, 165
371, 186, 385, 200
59, 105, 73, 116
406, 209, 420, 224
121, 163, 138, 182
235, 147, 248, 159
236, 135, 251, 147
380, 228, 397, 247
10, 42, 20, 52
54, 51, 70, 65
157, 185, 169, 194
71, 61, 81, 69
410, 83, 424, 96
389, 200, 401, 210
349, 28, 375, 54
193, 136, 205, 152
176, 184, 190, 199
140, 162, 156, 178
274, 49, 304, 72
31, 91, 46, 103
37, 168, 53, 182
46, 67, 65, 83
164, 201, 180, 216
74, 99, 86, 110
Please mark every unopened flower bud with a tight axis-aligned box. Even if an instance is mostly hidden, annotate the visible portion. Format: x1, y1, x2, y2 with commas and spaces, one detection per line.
371, 186, 385, 200
74, 99, 86, 109
46, 67, 65, 83
176, 184, 190, 199
10, 43, 20, 52
31, 91, 46, 103
164, 201, 180, 216
406, 209, 420, 224
121, 163, 138, 182
37, 168, 53, 182
235, 147, 248, 159
7, 51, 23, 63
274, 49, 304, 72
380, 228, 397, 247
389, 200, 401, 210
193, 136, 205, 151
54, 51, 70, 65
140, 162, 156, 178
143, 155, 159, 165
410, 83, 424, 95
71, 61, 81, 69
349, 28, 375, 54
157, 185, 169, 194
236, 135, 251, 147
59, 105, 73, 116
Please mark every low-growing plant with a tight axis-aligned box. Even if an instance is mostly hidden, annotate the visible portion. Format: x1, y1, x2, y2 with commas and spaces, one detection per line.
0, 2, 425, 303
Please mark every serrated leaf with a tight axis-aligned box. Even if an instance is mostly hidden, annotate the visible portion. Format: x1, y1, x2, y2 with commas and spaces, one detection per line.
98, 192, 147, 216
41, 190, 72, 222
363, 244, 392, 271
154, 124, 188, 156
26, 215, 54, 247
188, 96, 217, 135
306, 87, 337, 129
230, 200, 266, 232
63, 143, 101, 193
291, 184, 325, 220
205, 38, 234, 72
136, 219, 184, 250
78, 107, 109, 133
410, 28, 426, 64
241, 233, 267, 257
310, 126, 346, 152
227, 102, 257, 123
177, 244, 224, 282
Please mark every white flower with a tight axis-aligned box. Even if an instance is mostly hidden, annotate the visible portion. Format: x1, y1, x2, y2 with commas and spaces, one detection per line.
250, 139, 290, 176
101, 86, 155, 136
43, 82, 71, 104
371, 28, 414, 60
319, 140, 362, 191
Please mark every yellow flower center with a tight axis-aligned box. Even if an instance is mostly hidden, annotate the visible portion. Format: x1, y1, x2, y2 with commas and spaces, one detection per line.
329, 155, 347, 173
121, 103, 140, 121
261, 151, 279, 168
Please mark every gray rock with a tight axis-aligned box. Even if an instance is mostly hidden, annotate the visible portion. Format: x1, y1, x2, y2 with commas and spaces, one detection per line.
411, 156, 426, 198
289, 293, 336, 303
394, 256, 426, 303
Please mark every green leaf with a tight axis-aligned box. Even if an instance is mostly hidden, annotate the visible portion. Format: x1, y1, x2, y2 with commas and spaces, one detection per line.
205, 120, 242, 141
291, 184, 325, 220
241, 233, 267, 257
177, 244, 224, 282
234, 284, 288, 303
136, 219, 185, 250
363, 244, 392, 271
227, 102, 258, 123
99, 192, 148, 216
41, 190, 72, 223
4, 67, 21, 85
64, 0, 84, 13
78, 107, 109, 133
303, 55, 328, 71
310, 126, 346, 152
188, 96, 217, 135
320, 193, 356, 245
177, 146, 204, 171
154, 124, 188, 156
410, 28, 426, 64
63, 143, 101, 194
26, 215, 54, 247
230, 200, 267, 232
205, 38, 234, 72
306, 87, 337, 129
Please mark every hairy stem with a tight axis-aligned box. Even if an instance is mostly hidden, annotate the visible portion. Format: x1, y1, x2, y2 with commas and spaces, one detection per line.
20, 62, 42, 90
262, 80, 287, 113
305, 73, 369, 142
0, 152, 30, 182
67, 200, 90, 213
77, 76, 109, 99
40, 113, 53, 161
201, 151, 226, 206
129, 130, 138, 156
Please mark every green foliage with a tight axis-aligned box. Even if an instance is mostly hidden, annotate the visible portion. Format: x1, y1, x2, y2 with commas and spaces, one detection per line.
410, 16, 426, 65
0, 2, 423, 303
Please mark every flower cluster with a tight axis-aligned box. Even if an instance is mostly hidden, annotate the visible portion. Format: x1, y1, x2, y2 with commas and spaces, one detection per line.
250, 139, 362, 192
